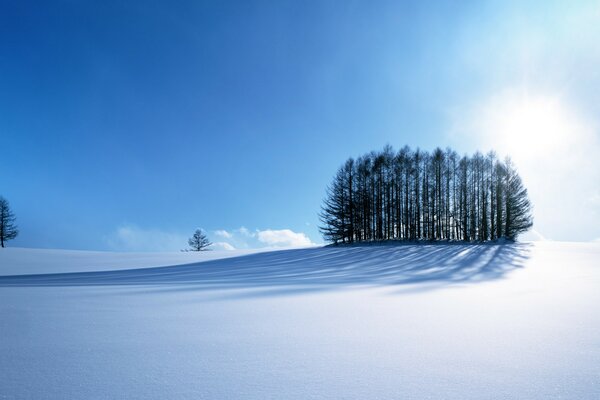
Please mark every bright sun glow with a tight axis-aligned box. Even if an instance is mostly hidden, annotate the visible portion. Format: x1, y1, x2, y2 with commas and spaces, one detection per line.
479, 91, 580, 161
462, 87, 600, 241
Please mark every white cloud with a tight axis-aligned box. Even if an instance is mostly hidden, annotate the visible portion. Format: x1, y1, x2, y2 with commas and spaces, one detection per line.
211, 226, 316, 249
106, 224, 317, 252
105, 224, 188, 252
211, 241, 236, 251
214, 229, 232, 239
237, 226, 255, 237
257, 229, 314, 247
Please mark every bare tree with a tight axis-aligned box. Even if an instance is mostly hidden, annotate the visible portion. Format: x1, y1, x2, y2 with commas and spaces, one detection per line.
188, 229, 212, 251
319, 165, 353, 244
503, 158, 534, 240
0, 196, 19, 248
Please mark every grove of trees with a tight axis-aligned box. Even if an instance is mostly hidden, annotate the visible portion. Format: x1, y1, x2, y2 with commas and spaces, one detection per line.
319, 146, 533, 244
0, 196, 19, 248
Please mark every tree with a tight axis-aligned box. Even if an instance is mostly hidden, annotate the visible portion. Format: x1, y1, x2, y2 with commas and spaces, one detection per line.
503, 158, 534, 240
319, 166, 351, 244
0, 196, 19, 248
188, 229, 212, 251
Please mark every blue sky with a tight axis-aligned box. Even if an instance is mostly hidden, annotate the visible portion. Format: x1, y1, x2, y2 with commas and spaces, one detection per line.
2, 0, 599, 250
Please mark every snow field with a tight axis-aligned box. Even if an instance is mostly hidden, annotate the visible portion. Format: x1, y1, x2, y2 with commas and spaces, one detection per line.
1, 241, 599, 399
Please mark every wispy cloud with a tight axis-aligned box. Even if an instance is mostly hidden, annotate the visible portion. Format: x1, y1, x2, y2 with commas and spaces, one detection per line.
105, 224, 188, 252
105, 224, 317, 252
210, 227, 316, 249
212, 241, 236, 251
238, 227, 255, 238
214, 229, 232, 239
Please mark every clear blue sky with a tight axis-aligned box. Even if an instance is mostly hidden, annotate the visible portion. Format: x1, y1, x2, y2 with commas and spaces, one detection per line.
2, 0, 599, 250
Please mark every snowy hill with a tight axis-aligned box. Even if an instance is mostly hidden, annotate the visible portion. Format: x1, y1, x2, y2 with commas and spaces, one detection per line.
1, 241, 599, 399
0, 246, 269, 275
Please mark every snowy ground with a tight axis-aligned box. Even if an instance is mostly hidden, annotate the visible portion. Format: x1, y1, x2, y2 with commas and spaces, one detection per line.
1, 242, 599, 399
0, 247, 270, 275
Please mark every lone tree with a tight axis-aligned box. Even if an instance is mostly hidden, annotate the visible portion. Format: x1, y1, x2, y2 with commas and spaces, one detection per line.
188, 228, 212, 251
0, 196, 19, 248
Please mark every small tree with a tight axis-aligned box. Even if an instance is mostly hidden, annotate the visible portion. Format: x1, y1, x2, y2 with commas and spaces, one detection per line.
0, 196, 19, 248
188, 228, 212, 251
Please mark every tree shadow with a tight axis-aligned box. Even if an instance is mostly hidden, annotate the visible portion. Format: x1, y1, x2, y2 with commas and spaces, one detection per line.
0, 243, 531, 296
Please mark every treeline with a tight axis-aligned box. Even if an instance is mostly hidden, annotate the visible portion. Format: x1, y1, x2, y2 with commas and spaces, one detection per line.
319, 145, 533, 244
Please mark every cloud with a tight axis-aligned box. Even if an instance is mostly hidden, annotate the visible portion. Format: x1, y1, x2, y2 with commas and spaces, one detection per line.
106, 224, 316, 252
212, 241, 236, 251
210, 226, 316, 249
237, 226, 255, 238
257, 229, 314, 247
105, 224, 188, 252
214, 229, 232, 239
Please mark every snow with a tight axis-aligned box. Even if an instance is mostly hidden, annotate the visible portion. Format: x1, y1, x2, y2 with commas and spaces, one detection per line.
0, 247, 271, 275
1, 241, 599, 399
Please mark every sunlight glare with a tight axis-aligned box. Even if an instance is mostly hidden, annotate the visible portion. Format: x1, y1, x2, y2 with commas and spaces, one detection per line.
462, 87, 600, 241
485, 92, 578, 161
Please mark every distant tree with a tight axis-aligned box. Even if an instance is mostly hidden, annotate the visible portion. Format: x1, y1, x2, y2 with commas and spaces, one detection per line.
188, 229, 212, 251
0, 196, 19, 248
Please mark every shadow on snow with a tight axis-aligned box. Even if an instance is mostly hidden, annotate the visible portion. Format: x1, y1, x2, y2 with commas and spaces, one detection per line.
0, 243, 531, 293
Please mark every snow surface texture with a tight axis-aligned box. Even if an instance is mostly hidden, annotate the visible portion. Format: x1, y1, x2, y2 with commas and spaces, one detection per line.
1, 242, 599, 399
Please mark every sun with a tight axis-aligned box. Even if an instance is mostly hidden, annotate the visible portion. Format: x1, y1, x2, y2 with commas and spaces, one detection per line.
497, 95, 571, 157
466, 88, 594, 166
468, 88, 599, 239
